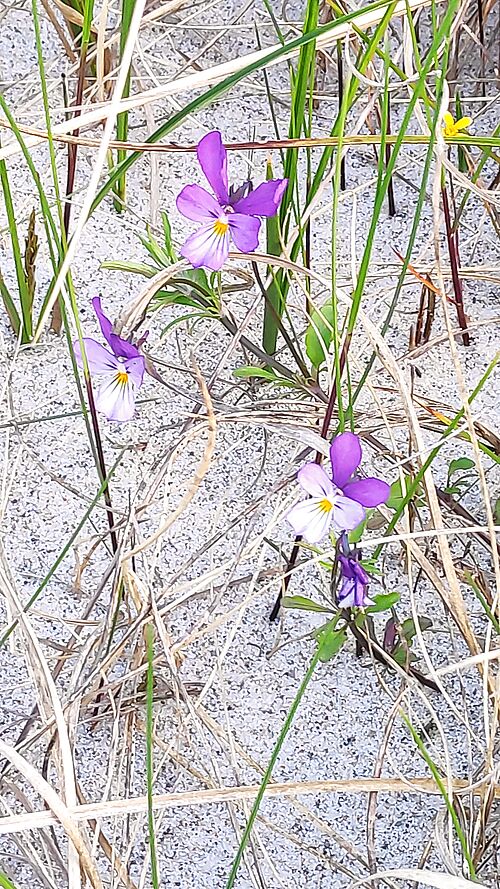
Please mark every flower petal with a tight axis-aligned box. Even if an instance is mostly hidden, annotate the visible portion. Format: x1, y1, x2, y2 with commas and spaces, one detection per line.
176, 184, 222, 222
331, 494, 365, 533
124, 356, 145, 389
74, 338, 119, 374
297, 463, 335, 499
455, 116, 472, 131
231, 179, 288, 217
330, 432, 362, 488
228, 213, 260, 252
180, 222, 230, 271
95, 373, 138, 422
443, 112, 454, 131
287, 499, 333, 543
343, 477, 390, 507
197, 131, 229, 204
92, 296, 139, 360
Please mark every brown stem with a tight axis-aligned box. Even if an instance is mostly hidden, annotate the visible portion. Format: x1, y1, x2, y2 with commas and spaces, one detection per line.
51, 39, 89, 332
270, 331, 350, 620
385, 94, 396, 217
441, 184, 469, 345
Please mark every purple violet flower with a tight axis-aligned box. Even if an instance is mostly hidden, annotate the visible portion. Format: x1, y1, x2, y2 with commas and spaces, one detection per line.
176, 131, 288, 271
74, 297, 145, 423
286, 431, 390, 543
337, 551, 373, 609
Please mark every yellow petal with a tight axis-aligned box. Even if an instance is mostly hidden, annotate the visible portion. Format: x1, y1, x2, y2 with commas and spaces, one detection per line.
443, 112, 454, 128
455, 116, 472, 131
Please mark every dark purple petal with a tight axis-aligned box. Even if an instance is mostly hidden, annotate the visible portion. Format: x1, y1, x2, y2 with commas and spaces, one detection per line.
176, 184, 221, 221
180, 221, 230, 271
343, 478, 390, 507
74, 337, 119, 374
92, 297, 139, 360
231, 178, 288, 217
228, 212, 260, 252
197, 131, 229, 204
330, 432, 362, 489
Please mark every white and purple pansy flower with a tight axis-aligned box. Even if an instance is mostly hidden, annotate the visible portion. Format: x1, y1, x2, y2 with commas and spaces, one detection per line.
74, 297, 145, 423
286, 431, 390, 543
176, 131, 288, 271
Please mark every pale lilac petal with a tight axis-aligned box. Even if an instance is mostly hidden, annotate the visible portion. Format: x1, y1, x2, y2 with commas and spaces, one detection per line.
297, 463, 335, 499
176, 184, 221, 222
124, 356, 145, 389
330, 432, 362, 488
228, 213, 260, 252
231, 179, 288, 216
287, 499, 332, 543
197, 131, 229, 204
343, 478, 390, 507
92, 296, 139, 360
95, 373, 137, 422
180, 222, 230, 271
331, 494, 365, 533
74, 337, 119, 374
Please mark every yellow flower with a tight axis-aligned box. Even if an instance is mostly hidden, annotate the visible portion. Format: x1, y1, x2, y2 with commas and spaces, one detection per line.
443, 112, 472, 137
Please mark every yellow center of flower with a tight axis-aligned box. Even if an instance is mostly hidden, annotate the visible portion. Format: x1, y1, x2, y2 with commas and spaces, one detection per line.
116, 370, 129, 385
213, 218, 229, 237
319, 498, 333, 513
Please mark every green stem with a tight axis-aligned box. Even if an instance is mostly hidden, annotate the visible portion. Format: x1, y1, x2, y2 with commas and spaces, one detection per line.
225, 646, 321, 888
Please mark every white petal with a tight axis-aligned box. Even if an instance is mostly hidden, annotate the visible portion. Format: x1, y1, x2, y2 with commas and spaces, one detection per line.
331, 495, 365, 533
95, 373, 137, 422
287, 499, 333, 543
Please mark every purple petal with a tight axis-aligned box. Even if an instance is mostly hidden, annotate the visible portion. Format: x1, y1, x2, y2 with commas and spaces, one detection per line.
180, 221, 230, 271
343, 478, 390, 507
197, 131, 229, 204
176, 184, 222, 222
231, 178, 288, 217
331, 494, 365, 533
74, 337, 119, 374
92, 297, 139, 360
124, 356, 145, 389
95, 372, 138, 422
297, 463, 335, 499
287, 499, 332, 543
330, 432, 362, 489
228, 213, 260, 252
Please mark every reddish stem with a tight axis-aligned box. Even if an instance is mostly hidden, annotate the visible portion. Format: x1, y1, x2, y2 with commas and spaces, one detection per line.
441, 185, 469, 345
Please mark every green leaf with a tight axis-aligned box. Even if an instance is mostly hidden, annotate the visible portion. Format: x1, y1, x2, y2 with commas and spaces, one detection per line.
233, 366, 278, 381
366, 591, 400, 613
101, 260, 159, 277
348, 513, 368, 544
305, 302, 335, 369
161, 210, 178, 263
316, 625, 347, 662
282, 595, 332, 613
400, 615, 432, 643
386, 477, 424, 510
448, 457, 475, 477
392, 646, 417, 666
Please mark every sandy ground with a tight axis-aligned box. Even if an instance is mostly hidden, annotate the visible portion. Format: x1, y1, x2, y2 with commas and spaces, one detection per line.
0, 1, 499, 887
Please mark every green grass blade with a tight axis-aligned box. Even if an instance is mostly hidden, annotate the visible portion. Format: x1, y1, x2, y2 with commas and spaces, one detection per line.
113, 0, 137, 210
0, 143, 30, 341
